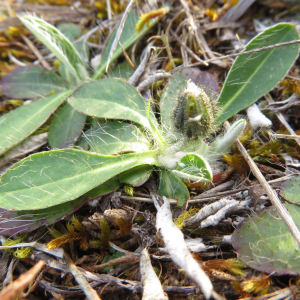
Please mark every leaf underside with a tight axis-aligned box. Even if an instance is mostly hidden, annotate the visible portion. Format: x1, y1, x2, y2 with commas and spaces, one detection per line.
20, 16, 87, 82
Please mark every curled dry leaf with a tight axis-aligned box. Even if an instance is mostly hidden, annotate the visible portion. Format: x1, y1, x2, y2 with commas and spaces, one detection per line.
156, 197, 213, 299
140, 248, 168, 300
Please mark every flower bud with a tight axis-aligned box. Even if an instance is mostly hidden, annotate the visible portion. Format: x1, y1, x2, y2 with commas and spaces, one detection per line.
173, 80, 218, 140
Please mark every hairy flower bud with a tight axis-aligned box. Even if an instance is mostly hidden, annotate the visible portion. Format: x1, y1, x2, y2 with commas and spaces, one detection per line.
173, 80, 218, 140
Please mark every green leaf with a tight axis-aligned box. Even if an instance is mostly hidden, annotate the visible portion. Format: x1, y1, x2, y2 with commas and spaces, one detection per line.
101, 248, 125, 272
76, 121, 150, 155
107, 61, 135, 80
232, 203, 300, 275
160, 72, 186, 133
0, 177, 120, 235
0, 149, 157, 210
48, 104, 86, 148
172, 153, 213, 182
216, 23, 300, 124
157, 169, 189, 207
0, 66, 68, 99
20, 15, 88, 82
119, 165, 153, 186
83, 176, 121, 199
280, 176, 300, 205
57, 22, 89, 63
208, 119, 246, 162
92, 8, 169, 79
57, 23, 81, 40
0, 90, 72, 156
68, 79, 152, 131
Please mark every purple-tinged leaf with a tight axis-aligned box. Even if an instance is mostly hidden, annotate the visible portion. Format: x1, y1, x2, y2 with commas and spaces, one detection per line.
1, 66, 68, 99
0, 177, 121, 235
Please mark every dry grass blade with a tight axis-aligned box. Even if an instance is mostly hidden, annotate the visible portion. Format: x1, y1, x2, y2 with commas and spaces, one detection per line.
63, 252, 102, 300
140, 248, 168, 300
265, 93, 300, 148
85, 253, 139, 272
220, 0, 256, 22
169, 28, 205, 64
21, 34, 51, 70
105, 0, 135, 72
105, 0, 112, 31
156, 196, 213, 299
127, 45, 153, 85
0, 133, 48, 169
224, 121, 300, 249
188, 39, 300, 67
272, 133, 300, 140
0, 260, 45, 300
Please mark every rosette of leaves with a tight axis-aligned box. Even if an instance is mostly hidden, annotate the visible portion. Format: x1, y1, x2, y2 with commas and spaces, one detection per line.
0, 76, 247, 235
0, 19, 299, 234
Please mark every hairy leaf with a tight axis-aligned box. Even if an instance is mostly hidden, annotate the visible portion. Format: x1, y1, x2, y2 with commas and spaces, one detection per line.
0, 177, 120, 235
0, 149, 156, 210
20, 16, 88, 82
0, 90, 72, 156
217, 23, 300, 123
157, 169, 189, 207
232, 203, 300, 275
68, 79, 153, 131
77, 121, 150, 155
160, 72, 187, 133
172, 153, 213, 182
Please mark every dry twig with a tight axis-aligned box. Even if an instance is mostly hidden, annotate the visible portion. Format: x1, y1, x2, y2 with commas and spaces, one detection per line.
155, 196, 213, 299
265, 93, 300, 148
0, 260, 45, 300
105, 0, 135, 72
63, 253, 102, 300
224, 121, 300, 249
140, 248, 168, 300
21, 34, 51, 70
187, 39, 300, 67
